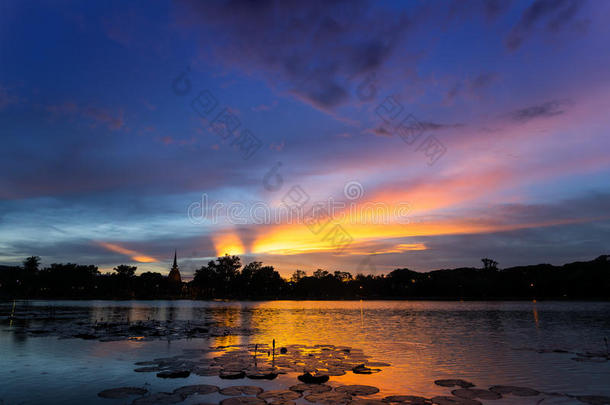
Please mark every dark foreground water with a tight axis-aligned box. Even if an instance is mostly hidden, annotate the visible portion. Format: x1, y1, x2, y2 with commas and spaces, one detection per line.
1, 300, 609, 404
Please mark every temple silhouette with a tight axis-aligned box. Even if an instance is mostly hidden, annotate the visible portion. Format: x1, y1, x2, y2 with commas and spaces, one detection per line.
168, 250, 181, 284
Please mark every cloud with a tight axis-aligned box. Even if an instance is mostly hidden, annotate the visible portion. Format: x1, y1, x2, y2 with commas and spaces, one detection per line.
506, 0, 586, 50
445, 72, 498, 103
370, 120, 461, 138
371, 126, 392, 137
46, 102, 125, 131
175, 0, 411, 112
419, 121, 464, 131
447, 0, 512, 21
97, 241, 158, 263
82, 107, 125, 130
509, 99, 568, 122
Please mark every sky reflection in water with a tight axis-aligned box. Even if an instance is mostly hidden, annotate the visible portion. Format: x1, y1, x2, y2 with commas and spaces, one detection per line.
1, 300, 609, 404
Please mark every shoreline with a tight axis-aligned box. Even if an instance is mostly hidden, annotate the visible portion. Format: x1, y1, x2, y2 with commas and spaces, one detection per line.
3, 296, 610, 302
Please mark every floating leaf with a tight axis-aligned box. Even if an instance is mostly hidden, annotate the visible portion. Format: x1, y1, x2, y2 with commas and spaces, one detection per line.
289, 384, 332, 394
335, 385, 380, 396
365, 362, 391, 367
220, 370, 246, 379
488, 385, 538, 397
353, 364, 382, 374
434, 380, 475, 388
172, 384, 218, 397
258, 390, 301, 401
451, 389, 501, 400
298, 372, 330, 384
382, 395, 430, 404
220, 397, 266, 405
220, 386, 264, 396
156, 370, 190, 378
429, 396, 481, 405
305, 391, 352, 404
98, 387, 147, 399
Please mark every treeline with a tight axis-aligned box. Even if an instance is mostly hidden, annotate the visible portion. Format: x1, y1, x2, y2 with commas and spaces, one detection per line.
1, 255, 609, 300
0, 257, 181, 299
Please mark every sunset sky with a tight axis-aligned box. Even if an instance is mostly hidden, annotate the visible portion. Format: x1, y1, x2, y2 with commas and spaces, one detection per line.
1, 0, 609, 277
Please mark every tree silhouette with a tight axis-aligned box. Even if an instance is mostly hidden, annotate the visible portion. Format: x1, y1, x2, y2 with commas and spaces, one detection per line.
193, 254, 241, 297
334, 271, 352, 282
240, 261, 283, 297
481, 258, 498, 271
23, 256, 40, 272
114, 264, 137, 278
313, 269, 330, 278
291, 269, 307, 283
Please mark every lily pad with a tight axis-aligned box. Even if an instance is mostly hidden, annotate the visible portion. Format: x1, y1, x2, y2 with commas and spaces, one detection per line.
172, 384, 219, 397
246, 371, 278, 380
305, 391, 352, 404
220, 397, 267, 405
192, 366, 220, 376
220, 386, 264, 396
98, 387, 147, 399
488, 385, 538, 397
325, 368, 347, 376
365, 362, 391, 367
156, 370, 190, 378
258, 390, 301, 401
434, 380, 475, 388
382, 395, 430, 404
429, 397, 481, 405
335, 385, 380, 396
289, 384, 332, 394
220, 370, 246, 379
265, 401, 296, 405
353, 364, 382, 374
451, 389, 501, 400
298, 372, 330, 384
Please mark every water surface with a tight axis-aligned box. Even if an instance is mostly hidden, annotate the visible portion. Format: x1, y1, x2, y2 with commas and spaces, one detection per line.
1, 300, 609, 404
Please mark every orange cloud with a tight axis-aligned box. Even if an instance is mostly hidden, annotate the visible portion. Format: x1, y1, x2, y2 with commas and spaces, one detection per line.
251, 211, 603, 257
212, 233, 245, 256
363, 243, 427, 254
97, 242, 157, 263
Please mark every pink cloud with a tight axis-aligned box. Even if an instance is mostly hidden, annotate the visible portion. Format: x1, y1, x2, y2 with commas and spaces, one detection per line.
46, 101, 125, 131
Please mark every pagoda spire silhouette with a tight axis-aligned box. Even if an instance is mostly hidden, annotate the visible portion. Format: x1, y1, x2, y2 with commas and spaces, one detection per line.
168, 250, 182, 283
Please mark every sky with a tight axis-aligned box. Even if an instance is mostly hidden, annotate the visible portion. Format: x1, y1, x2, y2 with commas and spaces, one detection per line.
1, 0, 609, 278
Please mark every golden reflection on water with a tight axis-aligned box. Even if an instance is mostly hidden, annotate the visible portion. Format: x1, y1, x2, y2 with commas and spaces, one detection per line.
8, 300, 609, 402
204, 300, 574, 398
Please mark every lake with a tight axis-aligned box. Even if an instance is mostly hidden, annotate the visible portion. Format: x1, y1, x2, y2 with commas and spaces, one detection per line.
1, 300, 609, 404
